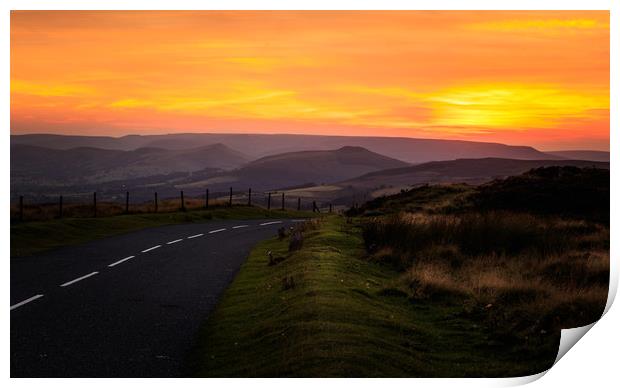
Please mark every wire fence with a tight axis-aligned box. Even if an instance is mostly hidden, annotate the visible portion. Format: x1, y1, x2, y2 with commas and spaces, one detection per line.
10, 187, 337, 222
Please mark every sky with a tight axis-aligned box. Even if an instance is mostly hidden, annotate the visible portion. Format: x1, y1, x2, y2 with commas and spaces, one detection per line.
10, 11, 610, 151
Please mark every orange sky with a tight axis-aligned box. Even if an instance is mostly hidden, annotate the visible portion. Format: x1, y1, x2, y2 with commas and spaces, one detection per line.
10, 11, 610, 150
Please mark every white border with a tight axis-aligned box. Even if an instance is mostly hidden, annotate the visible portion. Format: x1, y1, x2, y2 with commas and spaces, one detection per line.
2, 1, 617, 387
0, 0, 615, 10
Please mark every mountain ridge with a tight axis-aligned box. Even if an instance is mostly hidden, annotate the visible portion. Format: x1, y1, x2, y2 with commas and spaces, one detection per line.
339, 157, 609, 189
177, 146, 410, 192
545, 150, 609, 162
11, 133, 568, 164
11, 143, 248, 185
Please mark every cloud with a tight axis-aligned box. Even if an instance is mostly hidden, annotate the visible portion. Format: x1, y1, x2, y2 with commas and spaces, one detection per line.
468, 18, 609, 33
11, 80, 94, 97
426, 83, 608, 129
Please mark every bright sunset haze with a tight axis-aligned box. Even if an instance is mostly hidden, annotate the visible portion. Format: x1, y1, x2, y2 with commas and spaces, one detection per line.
10, 11, 609, 150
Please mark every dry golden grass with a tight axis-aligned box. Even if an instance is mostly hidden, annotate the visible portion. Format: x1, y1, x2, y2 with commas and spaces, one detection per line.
365, 212, 609, 337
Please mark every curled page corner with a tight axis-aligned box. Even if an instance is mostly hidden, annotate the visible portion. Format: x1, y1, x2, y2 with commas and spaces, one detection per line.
554, 322, 596, 365
502, 318, 605, 385
541, 275, 617, 379
500, 323, 596, 386
501, 370, 548, 386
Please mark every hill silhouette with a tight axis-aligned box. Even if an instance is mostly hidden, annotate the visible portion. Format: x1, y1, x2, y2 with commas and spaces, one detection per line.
473, 166, 610, 223
338, 157, 608, 189
177, 146, 409, 192
11, 133, 563, 164
11, 143, 248, 185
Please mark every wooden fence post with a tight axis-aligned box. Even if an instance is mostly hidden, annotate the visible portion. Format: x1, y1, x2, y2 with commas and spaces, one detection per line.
59, 195, 63, 219
229, 187, 233, 207
329, 203, 332, 213
205, 189, 209, 209
297, 197, 301, 211
125, 191, 129, 214
281, 193, 285, 210
93, 192, 97, 218
267, 192, 271, 210
19, 195, 23, 221
181, 190, 185, 211
248, 188, 252, 206
154, 192, 158, 213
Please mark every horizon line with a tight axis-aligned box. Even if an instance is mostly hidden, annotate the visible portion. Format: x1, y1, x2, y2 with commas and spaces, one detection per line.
9, 130, 610, 153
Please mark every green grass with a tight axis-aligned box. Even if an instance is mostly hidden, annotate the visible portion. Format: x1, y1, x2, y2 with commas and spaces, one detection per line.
188, 216, 557, 377
346, 184, 475, 217
11, 205, 312, 257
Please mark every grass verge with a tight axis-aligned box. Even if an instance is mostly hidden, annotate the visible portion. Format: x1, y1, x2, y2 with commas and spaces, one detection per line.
11, 206, 312, 257
187, 216, 558, 377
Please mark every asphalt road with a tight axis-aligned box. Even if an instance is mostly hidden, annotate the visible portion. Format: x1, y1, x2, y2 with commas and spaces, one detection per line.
11, 218, 299, 377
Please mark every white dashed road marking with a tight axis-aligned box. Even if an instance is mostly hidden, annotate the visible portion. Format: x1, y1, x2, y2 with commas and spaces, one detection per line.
108, 255, 135, 268
260, 221, 282, 226
60, 272, 99, 288
141, 245, 161, 253
13, 220, 292, 310
11, 294, 44, 311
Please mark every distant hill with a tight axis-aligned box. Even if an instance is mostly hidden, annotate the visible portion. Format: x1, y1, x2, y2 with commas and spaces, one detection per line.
11, 134, 145, 151
338, 158, 609, 190
11, 143, 248, 185
345, 165, 609, 223
177, 146, 409, 192
473, 166, 609, 223
545, 150, 609, 162
11, 133, 559, 164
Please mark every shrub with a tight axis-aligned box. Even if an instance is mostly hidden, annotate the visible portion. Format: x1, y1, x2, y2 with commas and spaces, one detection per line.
363, 212, 577, 257
362, 211, 609, 338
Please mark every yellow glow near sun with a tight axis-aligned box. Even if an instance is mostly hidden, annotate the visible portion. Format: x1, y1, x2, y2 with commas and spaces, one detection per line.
469, 18, 609, 33
427, 84, 609, 129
